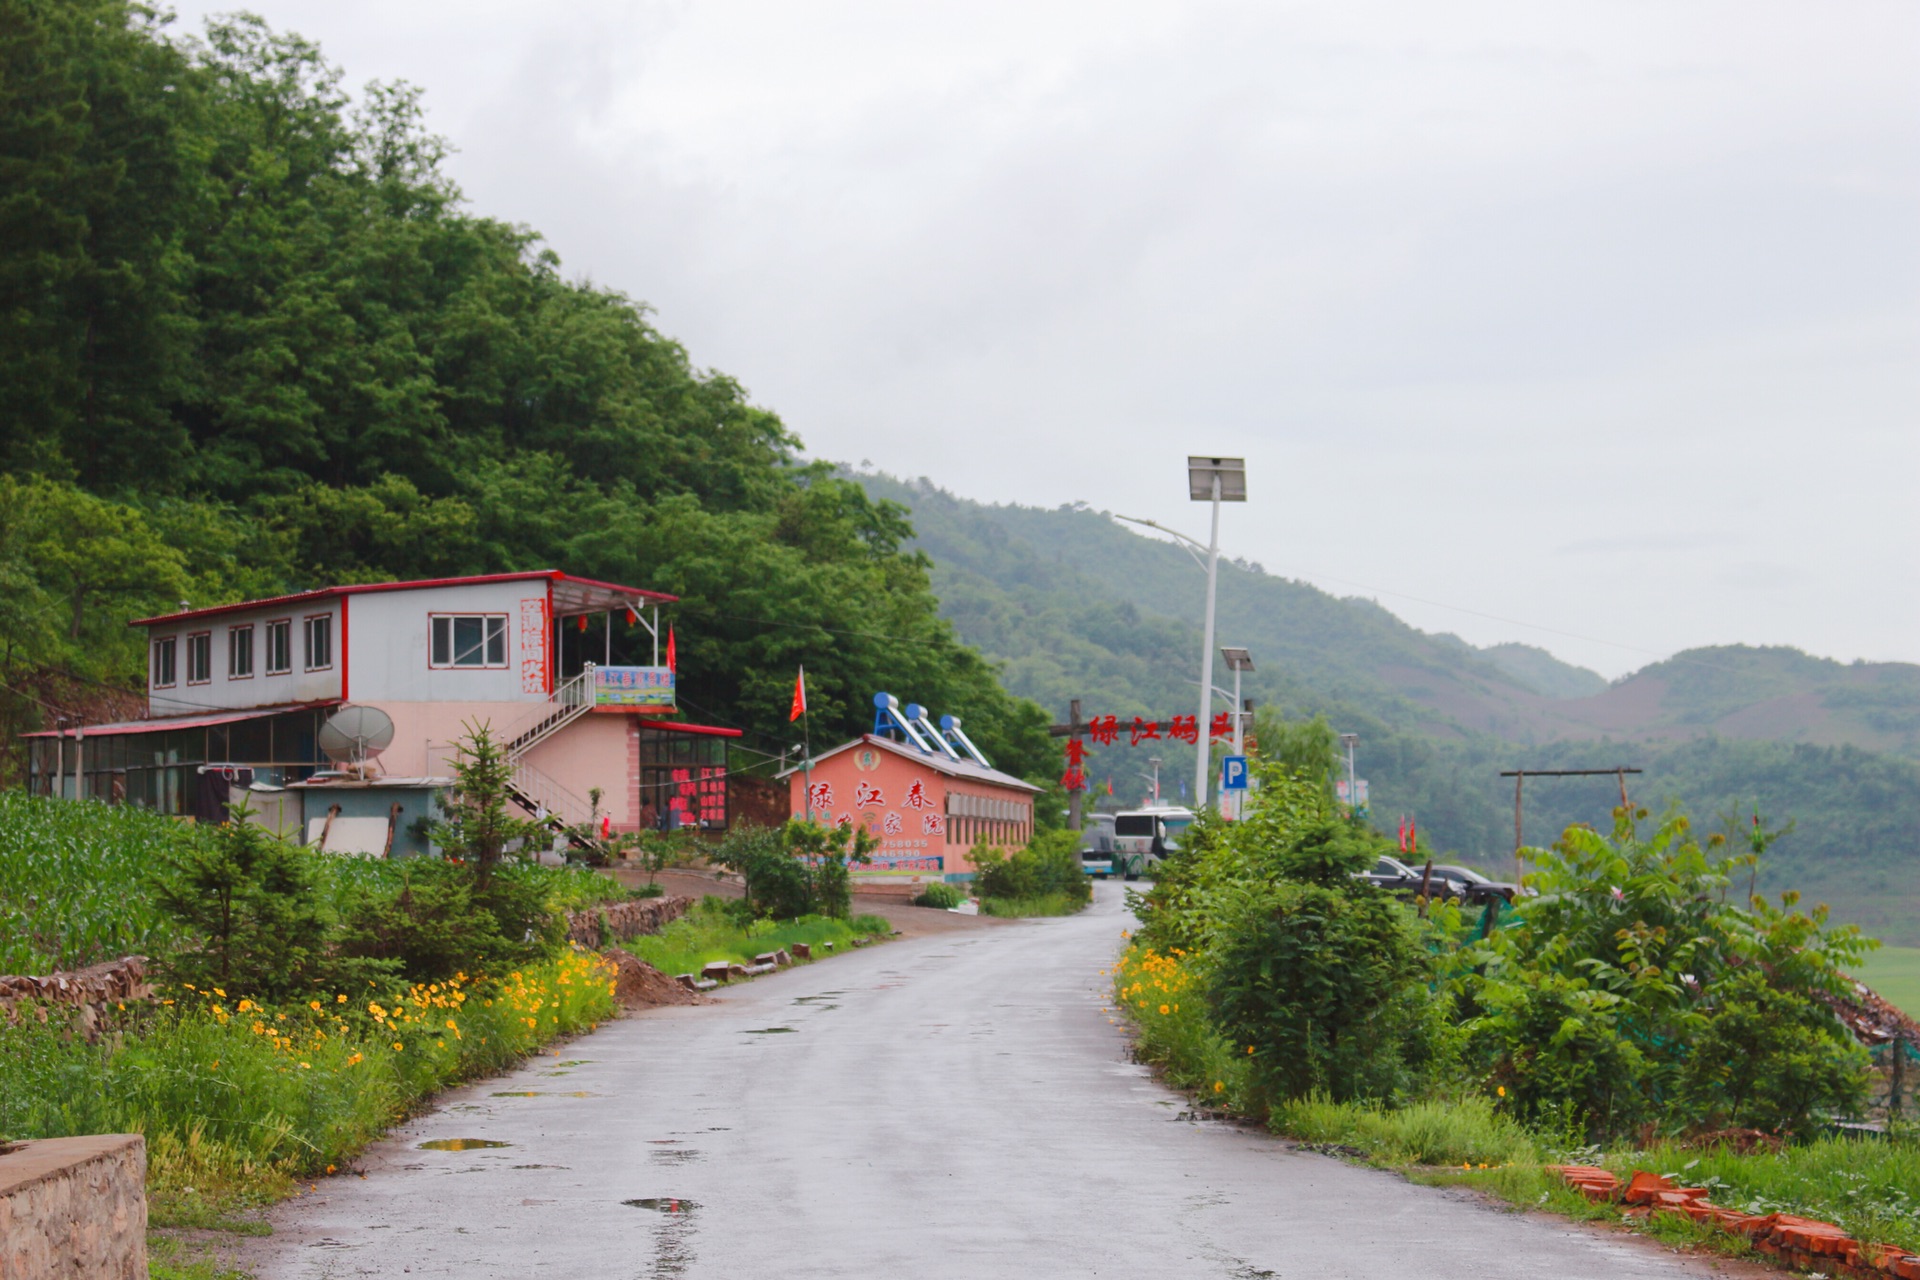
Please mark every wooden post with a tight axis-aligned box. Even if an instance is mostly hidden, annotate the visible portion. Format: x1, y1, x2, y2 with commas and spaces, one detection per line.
1616, 767, 1630, 810
1513, 770, 1524, 886
1893, 1037, 1907, 1119
1417, 857, 1434, 919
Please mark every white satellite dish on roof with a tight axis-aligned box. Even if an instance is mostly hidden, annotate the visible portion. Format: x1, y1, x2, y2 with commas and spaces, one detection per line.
319, 705, 395, 766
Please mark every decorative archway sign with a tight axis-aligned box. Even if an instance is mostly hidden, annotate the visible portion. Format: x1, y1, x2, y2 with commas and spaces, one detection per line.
1047, 698, 1252, 829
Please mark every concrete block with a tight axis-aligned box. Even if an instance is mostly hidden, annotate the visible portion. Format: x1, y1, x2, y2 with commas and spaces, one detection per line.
701, 961, 732, 983
790, 943, 812, 961
0, 1134, 147, 1280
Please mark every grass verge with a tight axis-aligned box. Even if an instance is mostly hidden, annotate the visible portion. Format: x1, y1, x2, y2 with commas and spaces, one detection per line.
621, 898, 891, 976
1, 949, 617, 1275
979, 892, 1086, 918
1109, 935, 1920, 1270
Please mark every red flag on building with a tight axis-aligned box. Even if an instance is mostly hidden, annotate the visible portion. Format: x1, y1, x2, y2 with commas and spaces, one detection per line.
666, 625, 677, 672
789, 666, 807, 722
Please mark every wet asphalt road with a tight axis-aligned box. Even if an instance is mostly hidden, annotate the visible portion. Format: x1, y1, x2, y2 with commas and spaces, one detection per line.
245, 882, 1727, 1279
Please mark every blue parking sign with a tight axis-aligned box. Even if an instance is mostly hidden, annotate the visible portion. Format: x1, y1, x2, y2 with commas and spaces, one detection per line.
1221, 756, 1249, 791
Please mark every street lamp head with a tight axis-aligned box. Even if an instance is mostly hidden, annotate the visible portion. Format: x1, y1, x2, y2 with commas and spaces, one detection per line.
1220, 646, 1254, 672
1339, 733, 1359, 749
1187, 456, 1247, 502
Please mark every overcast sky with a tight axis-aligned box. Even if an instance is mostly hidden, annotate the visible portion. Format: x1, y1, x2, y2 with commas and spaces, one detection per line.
170, 0, 1920, 678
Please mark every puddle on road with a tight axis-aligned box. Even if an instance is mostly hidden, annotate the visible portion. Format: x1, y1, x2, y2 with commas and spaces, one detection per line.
790, 995, 839, 1009
553, 1060, 592, 1067
651, 1149, 701, 1166
742, 1026, 796, 1034
418, 1138, 511, 1151
625, 1197, 701, 1277
511, 1164, 568, 1170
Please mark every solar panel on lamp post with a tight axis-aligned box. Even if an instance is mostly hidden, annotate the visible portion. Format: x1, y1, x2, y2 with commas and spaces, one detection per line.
1188, 457, 1246, 813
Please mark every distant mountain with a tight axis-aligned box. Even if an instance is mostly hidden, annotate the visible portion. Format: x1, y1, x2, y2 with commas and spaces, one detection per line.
1473, 642, 1609, 700
857, 473, 1920, 942
860, 473, 1920, 759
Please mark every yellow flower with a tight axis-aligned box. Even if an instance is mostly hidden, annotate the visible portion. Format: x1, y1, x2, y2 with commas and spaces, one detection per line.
309, 1000, 322, 1011
1213, 1081, 1225, 1093
336, 994, 348, 1004
298, 1062, 311, 1070
446, 1018, 457, 1030
346, 1053, 363, 1066
210, 1060, 219, 1069
392, 1042, 404, 1051
1158, 1004, 1170, 1015
1496, 1086, 1506, 1098
1246, 1045, 1255, 1055
213, 988, 226, 998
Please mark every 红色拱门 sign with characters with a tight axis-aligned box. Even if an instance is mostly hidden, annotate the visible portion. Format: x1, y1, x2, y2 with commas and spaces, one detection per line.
593, 665, 675, 710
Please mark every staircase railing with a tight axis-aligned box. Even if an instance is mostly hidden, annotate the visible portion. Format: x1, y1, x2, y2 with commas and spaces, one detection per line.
502, 666, 597, 756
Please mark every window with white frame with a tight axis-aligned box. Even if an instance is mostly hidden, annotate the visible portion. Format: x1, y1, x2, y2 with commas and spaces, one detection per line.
228, 624, 254, 678
430, 614, 507, 668
151, 636, 177, 687
304, 615, 333, 671
185, 632, 212, 684
265, 619, 292, 674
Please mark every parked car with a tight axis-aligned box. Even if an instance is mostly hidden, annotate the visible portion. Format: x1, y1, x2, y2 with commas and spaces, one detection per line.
1430, 864, 1524, 903
1078, 813, 1117, 877
1358, 855, 1475, 902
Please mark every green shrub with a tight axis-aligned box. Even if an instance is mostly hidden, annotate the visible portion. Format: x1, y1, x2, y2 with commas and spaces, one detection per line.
1462, 809, 1877, 1140
979, 892, 1083, 917
912, 883, 965, 909
711, 820, 876, 920
1674, 970, 1869, 1139
333, 859, 562, 984
972, 829, 1089, 906
1207, 877, 1437, 1104
150, 803, 391, 1002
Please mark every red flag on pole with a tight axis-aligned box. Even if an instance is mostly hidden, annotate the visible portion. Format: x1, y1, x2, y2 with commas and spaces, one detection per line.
789, 666, 807, 722
666, 625, 677, 673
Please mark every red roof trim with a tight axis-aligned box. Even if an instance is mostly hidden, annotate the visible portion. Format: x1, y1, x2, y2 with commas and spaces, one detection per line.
641, 721, 744, 739
129, 571, 676, 628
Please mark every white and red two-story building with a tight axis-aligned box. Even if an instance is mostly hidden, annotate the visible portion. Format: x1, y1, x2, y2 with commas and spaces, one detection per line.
24, 571, 738, 842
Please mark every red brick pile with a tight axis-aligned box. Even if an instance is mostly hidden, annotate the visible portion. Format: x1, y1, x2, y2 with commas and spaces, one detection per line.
1547, 1165, 1920, 1278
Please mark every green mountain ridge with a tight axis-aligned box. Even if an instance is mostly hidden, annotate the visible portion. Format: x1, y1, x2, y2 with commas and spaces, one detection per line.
856, 473, 1920, 944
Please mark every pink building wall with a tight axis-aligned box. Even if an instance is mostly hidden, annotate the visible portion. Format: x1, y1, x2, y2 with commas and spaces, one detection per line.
786, 737, 1038, 885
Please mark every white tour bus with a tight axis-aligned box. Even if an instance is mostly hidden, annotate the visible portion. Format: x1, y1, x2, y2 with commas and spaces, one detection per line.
1110, 805, 1195, 879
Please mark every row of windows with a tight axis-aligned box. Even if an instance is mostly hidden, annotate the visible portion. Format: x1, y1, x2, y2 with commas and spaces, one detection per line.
153, 617, 330, 687
152, 612, 513, 688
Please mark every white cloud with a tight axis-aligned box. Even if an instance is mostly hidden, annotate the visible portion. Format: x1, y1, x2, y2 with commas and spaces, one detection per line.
170, 0, 1920, 677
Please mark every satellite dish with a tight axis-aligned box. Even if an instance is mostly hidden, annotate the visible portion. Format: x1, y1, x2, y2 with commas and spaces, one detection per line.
319, 705, 395, 764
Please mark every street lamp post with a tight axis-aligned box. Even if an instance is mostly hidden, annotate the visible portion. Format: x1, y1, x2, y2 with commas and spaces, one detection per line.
1186, 457, 1246, 813
1221, 647, 1254, 818
1339, 732, 1359, 818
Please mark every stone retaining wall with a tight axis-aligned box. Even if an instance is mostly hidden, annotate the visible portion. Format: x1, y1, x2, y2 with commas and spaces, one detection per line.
0, 1135, 147, 1279
0, 957, 149, 1040
563, 895, 692, 949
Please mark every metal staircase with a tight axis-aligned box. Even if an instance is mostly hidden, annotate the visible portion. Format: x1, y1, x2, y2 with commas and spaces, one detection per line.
427, 666, 606, 848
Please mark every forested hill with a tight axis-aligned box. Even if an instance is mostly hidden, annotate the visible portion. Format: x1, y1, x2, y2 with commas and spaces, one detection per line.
0, 6, 1054, 784
856, 474, 1920, 944
857, 474, 1920, 761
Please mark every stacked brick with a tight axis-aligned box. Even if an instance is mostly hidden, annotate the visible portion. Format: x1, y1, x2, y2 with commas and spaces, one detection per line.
563, 894, 692, 949
1548, 1165, 1920, 1278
